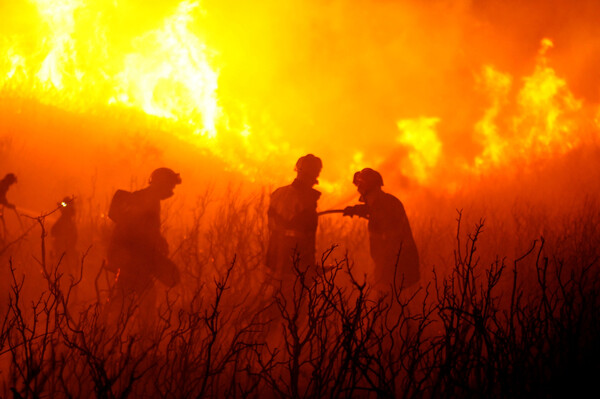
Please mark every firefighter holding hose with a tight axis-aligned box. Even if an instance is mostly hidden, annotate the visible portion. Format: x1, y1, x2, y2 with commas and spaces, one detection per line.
266, 154, 322, 285
342, 168, 420, 291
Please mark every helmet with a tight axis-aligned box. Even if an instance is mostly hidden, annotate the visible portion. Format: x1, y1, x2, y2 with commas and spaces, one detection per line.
295, 154, 322, 175
352, 171, 361, 185
354, 168, 384, 187
150, 168, 182, 186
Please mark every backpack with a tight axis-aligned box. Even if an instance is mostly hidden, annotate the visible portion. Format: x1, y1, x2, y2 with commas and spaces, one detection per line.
108, 189, 134, 224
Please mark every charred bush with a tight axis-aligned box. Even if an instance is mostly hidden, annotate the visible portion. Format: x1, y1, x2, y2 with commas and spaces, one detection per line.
1, 200, 600, 398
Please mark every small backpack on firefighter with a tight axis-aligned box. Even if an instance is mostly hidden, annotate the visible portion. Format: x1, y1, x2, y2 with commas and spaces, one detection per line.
108, 189, 134, 224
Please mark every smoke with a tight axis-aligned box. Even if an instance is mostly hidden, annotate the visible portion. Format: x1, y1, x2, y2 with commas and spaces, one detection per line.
195, 0, 600, 191
1, 0, 599, 213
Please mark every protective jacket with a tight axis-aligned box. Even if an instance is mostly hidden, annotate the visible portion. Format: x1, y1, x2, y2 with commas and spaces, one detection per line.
267, 179, 320, 276
351, 190, 420, 288
107, 187, 179, 292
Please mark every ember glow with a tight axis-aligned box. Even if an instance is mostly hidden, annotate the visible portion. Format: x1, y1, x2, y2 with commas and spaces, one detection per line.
1, 0, 599, 196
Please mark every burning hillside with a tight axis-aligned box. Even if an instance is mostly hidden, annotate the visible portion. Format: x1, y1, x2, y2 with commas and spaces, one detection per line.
1, 0, 598, 202
2, 1, 600, 397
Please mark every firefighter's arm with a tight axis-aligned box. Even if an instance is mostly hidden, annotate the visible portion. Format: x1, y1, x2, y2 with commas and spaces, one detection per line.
0, 196, 15, 209
343, 204, 369, 219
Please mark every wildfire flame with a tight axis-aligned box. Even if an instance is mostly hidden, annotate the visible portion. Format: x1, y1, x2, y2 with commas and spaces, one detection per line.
1, 1, 598, 194
397, 117, 442, 184
110, 1, 220, 137
473, 39, 584, 171
3, 0, 220, 135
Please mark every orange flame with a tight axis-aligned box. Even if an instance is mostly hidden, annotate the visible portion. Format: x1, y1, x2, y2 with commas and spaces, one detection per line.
473, 38, 583, 173
110, 1, 220, 137
2, 1, 221, 135
1, 1, 598, 194
397, 117, 442, 184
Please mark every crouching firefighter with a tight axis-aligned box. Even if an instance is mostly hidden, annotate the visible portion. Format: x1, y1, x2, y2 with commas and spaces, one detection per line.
266, 154, 322, 289
343, 168, 420, 291
106, 168, 182, 317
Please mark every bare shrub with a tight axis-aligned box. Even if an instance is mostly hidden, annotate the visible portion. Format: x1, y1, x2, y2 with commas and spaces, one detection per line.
1, 192, 600, 398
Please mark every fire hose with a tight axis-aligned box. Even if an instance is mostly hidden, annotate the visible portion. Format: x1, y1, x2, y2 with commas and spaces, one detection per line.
317, 209, 345, 216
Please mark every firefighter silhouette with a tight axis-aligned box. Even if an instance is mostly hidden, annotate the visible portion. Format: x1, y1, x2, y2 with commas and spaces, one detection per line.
0, 173, 17, 240
50, 196, 78, 277
344, 168, 420, 290
267, 154, 322, 284
106, 168, 181, 316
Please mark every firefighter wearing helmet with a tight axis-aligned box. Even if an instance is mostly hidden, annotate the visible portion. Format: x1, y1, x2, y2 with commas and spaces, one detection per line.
149, 167, 182, 199
106, 167, 181, 319
50, 196, 78, 281
267, 154, 322, 286
344, 168, 420, 290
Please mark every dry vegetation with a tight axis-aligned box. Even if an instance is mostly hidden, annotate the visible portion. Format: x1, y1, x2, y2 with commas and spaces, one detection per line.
1, 182, 600, 398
